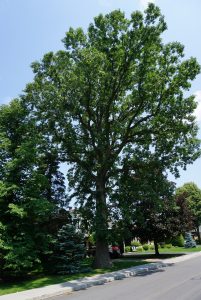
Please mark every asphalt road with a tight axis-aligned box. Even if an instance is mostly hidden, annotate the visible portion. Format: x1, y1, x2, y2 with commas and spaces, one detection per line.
49, 256, 201, 300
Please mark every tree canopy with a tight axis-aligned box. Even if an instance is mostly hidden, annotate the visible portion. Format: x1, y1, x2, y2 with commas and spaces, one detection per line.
0, 4, 200, 269
176, 182, 201, 243
0, 99, 69, 280
22, 4, 200, 267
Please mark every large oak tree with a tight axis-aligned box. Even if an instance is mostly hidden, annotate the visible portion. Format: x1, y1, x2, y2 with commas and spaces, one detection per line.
24, 4, 200, 267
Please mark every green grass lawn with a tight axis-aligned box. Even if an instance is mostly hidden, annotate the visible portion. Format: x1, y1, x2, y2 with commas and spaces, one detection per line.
0, 260, 148, 296
155, 245, 201, 253
1, 246, 200, 296
123, 246, 201, 259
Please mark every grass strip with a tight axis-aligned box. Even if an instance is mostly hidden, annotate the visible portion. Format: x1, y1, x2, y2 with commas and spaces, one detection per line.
0, 260, 148, 296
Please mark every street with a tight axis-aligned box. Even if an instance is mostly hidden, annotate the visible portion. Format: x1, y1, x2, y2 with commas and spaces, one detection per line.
49, 256, 201, 300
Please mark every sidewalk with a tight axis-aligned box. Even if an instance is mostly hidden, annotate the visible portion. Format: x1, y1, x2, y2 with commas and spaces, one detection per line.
1, 252, 201, 300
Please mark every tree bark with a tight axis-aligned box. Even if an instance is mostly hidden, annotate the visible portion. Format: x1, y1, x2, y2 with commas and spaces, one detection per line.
93, 175, 112, 268
196, 226, 201, 244
154, 239, 160, 256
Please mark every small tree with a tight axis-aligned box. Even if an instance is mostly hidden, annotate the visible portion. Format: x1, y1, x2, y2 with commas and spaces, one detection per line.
184, 232, 196, 248
52, 224, 85, 275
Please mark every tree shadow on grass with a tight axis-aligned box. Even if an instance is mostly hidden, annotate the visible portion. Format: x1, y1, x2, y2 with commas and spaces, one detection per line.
0, 257, 175, 296
122, 253, 185, 260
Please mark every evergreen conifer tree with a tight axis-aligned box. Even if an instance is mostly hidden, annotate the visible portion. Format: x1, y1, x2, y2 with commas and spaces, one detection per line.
53, 224, 85, 274
185, 232, 196, 248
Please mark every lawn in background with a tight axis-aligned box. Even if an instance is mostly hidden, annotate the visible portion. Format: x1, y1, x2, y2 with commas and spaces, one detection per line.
123, 245, 201, 258
158, 246, 201, 253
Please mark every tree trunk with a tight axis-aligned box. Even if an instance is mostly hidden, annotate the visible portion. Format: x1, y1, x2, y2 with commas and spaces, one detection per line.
154, 239, 160, 256
93, 175, 112, 268
196, 226, 201, 244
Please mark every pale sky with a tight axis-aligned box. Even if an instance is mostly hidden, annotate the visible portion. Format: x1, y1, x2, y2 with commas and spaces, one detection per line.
0, 0, 201, 188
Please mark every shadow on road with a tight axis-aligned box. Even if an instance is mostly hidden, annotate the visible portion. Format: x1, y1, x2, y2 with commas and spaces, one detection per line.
135, 269, 165, 277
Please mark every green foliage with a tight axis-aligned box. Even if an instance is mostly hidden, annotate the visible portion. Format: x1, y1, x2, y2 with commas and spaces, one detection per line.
0, 99, 69, 280
125, 246, 131, 253
0, 3, 200, 270
88, 233, 96, 246
149, 244, 155, 250
117, 165, 188, 255
2, 235, 40, 280
184, 232, 196, 248
23, 3, 200, 267
171, 234, 185, 247
131, 240, 141, 247
165, 244, 172, 249
142, 244, 149, 251
176, 183, 201, 219
51, 224, 85, 275
176, 183, 201, 242
136, 246, 143, 252
8, 203, 27, 218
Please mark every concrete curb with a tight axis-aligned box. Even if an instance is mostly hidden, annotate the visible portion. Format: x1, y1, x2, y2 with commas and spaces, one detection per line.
0, 263, 166, 300
1, 252, 201, 300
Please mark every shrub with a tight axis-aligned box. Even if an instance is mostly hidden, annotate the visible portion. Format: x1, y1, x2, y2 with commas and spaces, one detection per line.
131, 240, 141, 247
149, 244, 155, 250
160, 243, 165, 248
142, 244, 149, 251
136, 246, 143, 252
0, 231, 41, 281
165, 244, 172, 249
171, 234, 185, 247
125, 246, 131, 252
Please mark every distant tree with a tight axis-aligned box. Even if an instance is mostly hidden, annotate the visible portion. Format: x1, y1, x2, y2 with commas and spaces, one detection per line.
175, 191, 195, 232
113, 156, 194, 255
176, 182, 201, 243
127, 172, 176, 255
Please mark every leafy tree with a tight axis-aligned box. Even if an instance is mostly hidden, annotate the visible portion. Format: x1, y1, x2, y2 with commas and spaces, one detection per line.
175, 191, 195, 232
0, 100, 51, 279
176, 182, 201, 243
23, 4, 200, 267
113, 154, 194, 255
115, 161, 172, 255
0, 100, 68, 279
